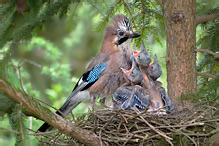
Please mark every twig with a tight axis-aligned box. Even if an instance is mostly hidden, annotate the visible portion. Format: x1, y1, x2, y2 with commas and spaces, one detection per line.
196, 12, 219, 26
27, 128, 58, 135
118, 112, 128, 123
0, 127, 21, 134
122, 0, 137, 29
99, 113, 118, 146
156, 122, 204, 129
197, 72, 217, 79
19, 103, 25, 146
148, 0, 158, 10
138, 114, 173, 145
15, 62, 28, 94
23, 59, 42, 68
141, 0, 146, 13
0, 127, 58, 136
194, 49, 219, 58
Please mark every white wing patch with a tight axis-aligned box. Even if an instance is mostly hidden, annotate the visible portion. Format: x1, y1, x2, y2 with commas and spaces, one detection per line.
78, 77, 83, 85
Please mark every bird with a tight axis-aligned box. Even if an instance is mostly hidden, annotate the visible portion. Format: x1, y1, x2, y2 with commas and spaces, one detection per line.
121, 59, 143, 85
85, 14, 141, 107
147, 54, 162, 81
38, 14, 141, 132
119, 47, 162, 112
112, 85, 150, 111
136, 58, 164, 112
133, 43, 151, 69
38, 62, 108, 132
132, 43, 153, 85
159, 87, 175, 113
114, 60, 150, 111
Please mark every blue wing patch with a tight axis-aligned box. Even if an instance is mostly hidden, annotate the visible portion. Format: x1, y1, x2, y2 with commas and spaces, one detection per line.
121, 93, 148, 110
86, 62, 108, 83
113, 86, 150, 111
72, 62, 108, 92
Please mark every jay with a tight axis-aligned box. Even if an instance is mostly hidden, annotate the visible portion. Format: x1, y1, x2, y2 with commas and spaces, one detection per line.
38, 14, 141, 132
131, 46, 164, 112
146, 54, 174, 112
159, 87, 175, 113
133, 43, 151, 69
113, 59, 150, 111
148, 54, 162, 81
121, 59, 143, 85
113, 86, 150, 111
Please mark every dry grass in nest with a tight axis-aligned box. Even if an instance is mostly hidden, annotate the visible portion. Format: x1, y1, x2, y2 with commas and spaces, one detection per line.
36, 101, 218, 145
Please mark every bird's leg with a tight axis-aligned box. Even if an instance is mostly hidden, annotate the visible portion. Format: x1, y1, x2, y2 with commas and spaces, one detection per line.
99, 97, 110, 108
90, 96, 99, 110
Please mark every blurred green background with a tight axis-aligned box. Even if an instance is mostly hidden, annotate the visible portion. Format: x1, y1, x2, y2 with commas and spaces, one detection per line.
0, 0, 218, 145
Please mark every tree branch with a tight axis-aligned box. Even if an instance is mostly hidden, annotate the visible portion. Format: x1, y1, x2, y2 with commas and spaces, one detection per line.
196, 12, 219, 26
197, 72, 217, 79
194, 49, 219, 58
0, 77, 100, 146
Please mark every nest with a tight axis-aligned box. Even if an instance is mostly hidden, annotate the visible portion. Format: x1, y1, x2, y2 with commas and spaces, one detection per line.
37, 101, 218, 145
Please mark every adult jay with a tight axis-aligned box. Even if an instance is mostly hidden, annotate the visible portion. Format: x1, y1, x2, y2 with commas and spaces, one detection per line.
38, 14, 141, 132
38, 62, 108, 132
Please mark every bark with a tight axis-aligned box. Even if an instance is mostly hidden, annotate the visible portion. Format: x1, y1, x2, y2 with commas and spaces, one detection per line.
0, 77, 100, 146
159, 0, 197, 108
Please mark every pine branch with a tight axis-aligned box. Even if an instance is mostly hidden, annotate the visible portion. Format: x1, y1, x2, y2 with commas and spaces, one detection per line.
196, 12, 219, 26
95, 0, 121, 32
197, 72, 217, 79
0, 77, 100, 146
195, 49, 219, 58
122, 0, 137, 28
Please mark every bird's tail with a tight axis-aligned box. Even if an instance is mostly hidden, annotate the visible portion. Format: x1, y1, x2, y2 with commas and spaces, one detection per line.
37, 101, 81, 132
37, 90, 88, 132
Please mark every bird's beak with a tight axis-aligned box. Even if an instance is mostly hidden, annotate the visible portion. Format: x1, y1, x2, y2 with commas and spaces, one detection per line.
133, 50, 140, 58
121, 67, 133, 76
148, 63, 153, 69
127, 32, 141, 38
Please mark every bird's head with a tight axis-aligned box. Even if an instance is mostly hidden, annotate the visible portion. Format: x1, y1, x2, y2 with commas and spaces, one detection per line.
121, 66, 133, 76
105, 14, 141, 52
121, 60, 142, 84
148, 54, 162, 80
148, 54, 158, 69
133, 43, 151, 67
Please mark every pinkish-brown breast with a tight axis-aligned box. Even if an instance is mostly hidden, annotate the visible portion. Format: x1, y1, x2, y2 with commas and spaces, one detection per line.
89, 51, 132, 97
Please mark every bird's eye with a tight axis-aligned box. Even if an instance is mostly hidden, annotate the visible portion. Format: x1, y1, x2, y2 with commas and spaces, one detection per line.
119, 31, 124, 36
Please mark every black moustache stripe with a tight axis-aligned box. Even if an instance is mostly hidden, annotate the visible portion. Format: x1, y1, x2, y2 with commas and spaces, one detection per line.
118, 37, 129, 45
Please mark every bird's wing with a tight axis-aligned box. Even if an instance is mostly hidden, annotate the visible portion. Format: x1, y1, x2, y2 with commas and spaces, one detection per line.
86, 53, 109, 71
58, 62, 108, 115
